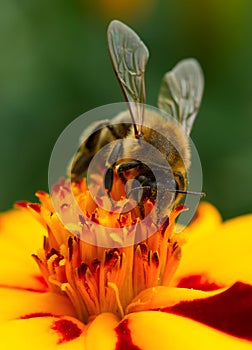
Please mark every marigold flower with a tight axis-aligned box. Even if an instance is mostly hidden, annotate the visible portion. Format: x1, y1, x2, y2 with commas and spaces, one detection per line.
0, 178, 252, 349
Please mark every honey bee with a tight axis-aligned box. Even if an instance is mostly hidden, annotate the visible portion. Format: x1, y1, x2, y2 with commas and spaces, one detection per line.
70, 20, 204, 218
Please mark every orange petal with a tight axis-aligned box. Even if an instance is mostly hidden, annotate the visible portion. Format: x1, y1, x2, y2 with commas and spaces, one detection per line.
0, 209, 47, 291
0, 288, 76, 322
119, 311, 252, 350
0, 316, 86, 349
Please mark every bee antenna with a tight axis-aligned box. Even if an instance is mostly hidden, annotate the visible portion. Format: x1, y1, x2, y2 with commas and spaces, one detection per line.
126, 186, 205, 199
168, 189, 206, 198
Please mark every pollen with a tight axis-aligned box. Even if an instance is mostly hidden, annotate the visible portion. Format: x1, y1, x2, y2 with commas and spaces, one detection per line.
16, 177, 186, 323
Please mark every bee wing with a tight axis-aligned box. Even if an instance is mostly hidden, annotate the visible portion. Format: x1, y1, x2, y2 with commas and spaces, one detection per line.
158, 59, 204, 136
107, 20, 149, 136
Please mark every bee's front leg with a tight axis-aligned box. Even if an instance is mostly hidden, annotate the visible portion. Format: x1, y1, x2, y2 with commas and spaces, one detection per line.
104, 141, 123, 198
118, 164, 155, 219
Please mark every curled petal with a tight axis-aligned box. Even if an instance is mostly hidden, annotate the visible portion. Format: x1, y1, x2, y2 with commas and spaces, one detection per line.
126, 285, 224, 313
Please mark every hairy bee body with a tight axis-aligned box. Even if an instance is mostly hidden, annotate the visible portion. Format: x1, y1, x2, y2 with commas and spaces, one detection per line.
71, 109, 190, 211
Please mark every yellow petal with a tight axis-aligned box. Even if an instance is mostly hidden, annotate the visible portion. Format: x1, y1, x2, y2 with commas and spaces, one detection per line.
180, 202, 222, 239
0, 209, 47, 290
0, 316, 86, 350
0, 209, 45, 250
0, 288, 76, 322
124, 311, 252, 350
174, 207, 252, 288
85, 313, 119, 350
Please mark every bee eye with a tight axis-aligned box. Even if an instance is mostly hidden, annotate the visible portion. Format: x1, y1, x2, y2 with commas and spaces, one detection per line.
174, 180, 180, 199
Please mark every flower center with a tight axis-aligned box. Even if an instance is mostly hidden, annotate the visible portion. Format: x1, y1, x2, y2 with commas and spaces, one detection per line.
19, 178, 186, 323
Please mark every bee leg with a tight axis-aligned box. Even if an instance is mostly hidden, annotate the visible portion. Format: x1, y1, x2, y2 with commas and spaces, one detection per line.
119, 195, 146, 220
104, 141, 123, 198
117, 160, 143, 182
125, 174, 156, 219
117, 161, 147, 218
138, 201, 145, 219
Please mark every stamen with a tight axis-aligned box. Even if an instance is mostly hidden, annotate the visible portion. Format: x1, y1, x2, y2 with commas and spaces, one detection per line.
107, 282, 125, 319
61, 282, 88, 322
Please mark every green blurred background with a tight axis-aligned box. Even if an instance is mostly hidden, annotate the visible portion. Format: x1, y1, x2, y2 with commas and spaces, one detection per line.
1, 0, 252, 219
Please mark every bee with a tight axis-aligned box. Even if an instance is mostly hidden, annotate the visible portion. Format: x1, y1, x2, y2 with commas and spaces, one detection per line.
70, 20, 204, 218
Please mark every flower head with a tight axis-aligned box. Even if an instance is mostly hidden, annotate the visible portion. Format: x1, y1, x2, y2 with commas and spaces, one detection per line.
16, 177, 187, 323
0, 178, 252, 349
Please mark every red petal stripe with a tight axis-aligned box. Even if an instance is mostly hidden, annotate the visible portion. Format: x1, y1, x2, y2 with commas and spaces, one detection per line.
159, 282, 252, 341
115, 319, 141, 350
